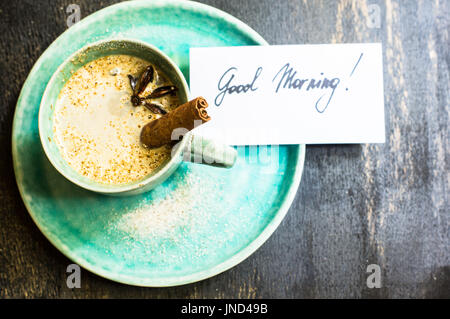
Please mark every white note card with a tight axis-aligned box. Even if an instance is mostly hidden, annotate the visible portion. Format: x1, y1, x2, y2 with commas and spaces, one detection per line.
189, 43, 385, 145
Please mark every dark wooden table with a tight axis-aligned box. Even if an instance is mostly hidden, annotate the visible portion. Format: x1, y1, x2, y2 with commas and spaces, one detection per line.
0, 0, 448, 298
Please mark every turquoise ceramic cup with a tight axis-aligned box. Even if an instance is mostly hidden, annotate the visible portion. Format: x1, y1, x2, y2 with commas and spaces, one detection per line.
39, 39, 237, 196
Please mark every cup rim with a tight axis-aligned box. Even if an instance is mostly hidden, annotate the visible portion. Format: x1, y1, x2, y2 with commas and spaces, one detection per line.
38, 38, 190, 194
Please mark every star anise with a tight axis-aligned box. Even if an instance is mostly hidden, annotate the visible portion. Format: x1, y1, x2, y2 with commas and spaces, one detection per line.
127, 65, 178, 115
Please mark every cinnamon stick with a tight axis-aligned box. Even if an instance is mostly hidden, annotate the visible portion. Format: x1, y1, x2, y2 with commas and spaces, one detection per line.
140, 97, 211, 148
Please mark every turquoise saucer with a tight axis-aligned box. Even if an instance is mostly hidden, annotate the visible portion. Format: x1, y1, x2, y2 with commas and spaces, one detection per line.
12, 0, 305, 286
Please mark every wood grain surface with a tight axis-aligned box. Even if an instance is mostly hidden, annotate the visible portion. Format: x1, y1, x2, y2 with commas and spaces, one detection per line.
0, 0, 448, 298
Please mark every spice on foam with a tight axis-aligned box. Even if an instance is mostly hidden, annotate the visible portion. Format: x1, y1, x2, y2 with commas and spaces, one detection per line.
53, 55, 179, 185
